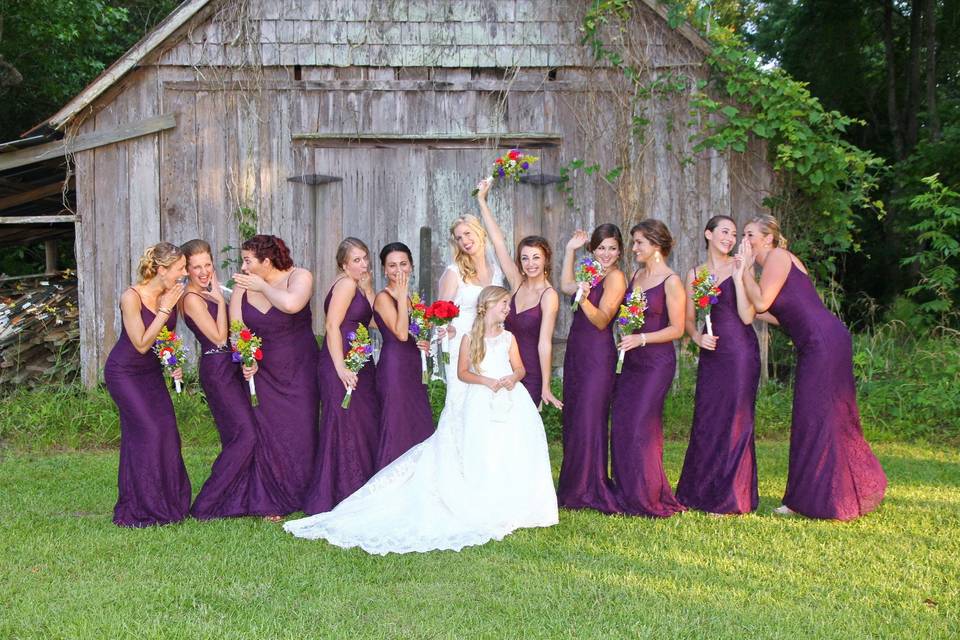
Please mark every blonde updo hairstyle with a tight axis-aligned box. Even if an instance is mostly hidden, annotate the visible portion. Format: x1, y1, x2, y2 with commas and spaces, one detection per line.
750, 214, 789, 250
449, 214, 488, 283
336, 237, 371, 271
468, 285, 510, 373
137, 242, 183, 284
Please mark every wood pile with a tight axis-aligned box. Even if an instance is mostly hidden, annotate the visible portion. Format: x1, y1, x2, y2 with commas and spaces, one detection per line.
0, 271, 79, 387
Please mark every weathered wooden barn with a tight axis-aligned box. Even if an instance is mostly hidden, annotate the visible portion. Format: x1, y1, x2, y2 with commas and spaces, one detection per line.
10, 0, 774, 385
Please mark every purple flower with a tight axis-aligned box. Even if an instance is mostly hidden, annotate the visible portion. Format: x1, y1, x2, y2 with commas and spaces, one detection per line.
346, 331, 357, 342
409, 323, 420, 336
232, 351, 242, 363
521, 162, 529, 169
619, 317, 629, 325
167, 355, 178, 366
709, 296, 719, 304
498, 167, 506, 177
363, 345, 374, 354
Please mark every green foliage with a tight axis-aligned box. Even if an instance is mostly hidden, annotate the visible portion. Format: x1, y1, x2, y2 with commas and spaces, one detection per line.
899, 174, 960, 325
219, 206, 259, 284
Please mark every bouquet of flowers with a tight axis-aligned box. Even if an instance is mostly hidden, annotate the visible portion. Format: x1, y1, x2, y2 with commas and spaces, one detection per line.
342, 324, 374, 409
692, 267, 722, 337
153, 326, 187, 393
409, 293, 432, 384
571, 257, 604, 311
615, 288, 648, 374
426, 300, 460, 365
229, 320, 263, 406
471, 149, 539, 195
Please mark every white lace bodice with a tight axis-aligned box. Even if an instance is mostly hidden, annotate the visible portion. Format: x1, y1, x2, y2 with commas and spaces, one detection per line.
445, 258, 504, 334
471, 330, 514, 378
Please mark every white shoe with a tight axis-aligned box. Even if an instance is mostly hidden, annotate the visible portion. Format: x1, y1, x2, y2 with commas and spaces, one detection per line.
773, 504, 796, 516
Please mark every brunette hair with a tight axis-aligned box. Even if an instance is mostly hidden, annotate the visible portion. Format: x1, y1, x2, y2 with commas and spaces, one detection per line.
180, 238, 212, 261
468, 286, 511, 373
630, 219, 674, 257
448, 214, 488, 282
379, 242, 414, 267
589, 223, 623, 253
137, 242, 183, 283
241, 235, 294, 270
336, 237, 371, 271
515, 235, 553, 279
749, 214, 789, 249
703, 215, 736, 250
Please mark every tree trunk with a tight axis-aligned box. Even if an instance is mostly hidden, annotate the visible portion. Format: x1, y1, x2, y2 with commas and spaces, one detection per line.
883, 0, 905, 161
924, 0, 940, 142
904, 0, 924, 151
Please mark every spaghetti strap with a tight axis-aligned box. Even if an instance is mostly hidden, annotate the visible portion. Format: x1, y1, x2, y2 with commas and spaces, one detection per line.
536, 287, 555, 305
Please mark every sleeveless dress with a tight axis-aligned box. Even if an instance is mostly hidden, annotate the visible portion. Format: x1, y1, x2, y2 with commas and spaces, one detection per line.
676, 276, 760, 514
303, 285, 381, 514
504, 287, 553, 407
556, 279, 620, 513
182, 294, 262, 520
609, 276, 685, 517
768, 263, 887, 520
104, 293, 190, 527
283, 330, 558, 554
241, 290, 320, 515
373, 296, 434, 470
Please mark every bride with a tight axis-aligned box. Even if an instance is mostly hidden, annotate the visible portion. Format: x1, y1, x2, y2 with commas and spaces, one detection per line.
283, 274, 559, 554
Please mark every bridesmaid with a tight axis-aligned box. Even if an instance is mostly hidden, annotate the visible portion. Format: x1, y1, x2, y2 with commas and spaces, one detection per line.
556, 224, 626, 513
675, 217, 761, 515
372, 242, 433, 470
610, 220, 686, 517
303, 237, 381, 514
179, 239, 260, 520
104, 242, 190, 527
739, 215, 887, 520
231, 234, 319, 518
476, 179, 562, 409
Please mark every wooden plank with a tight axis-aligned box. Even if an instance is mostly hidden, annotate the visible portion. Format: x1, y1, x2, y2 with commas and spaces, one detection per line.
160, 90, 198, 241
0, 179, 74, 211
312, 146, 343, 332
293, 132, 563, 148
0, 114, 176, 172
0, 214, 77, 224
72, 147, 97, 386
162, 79, 618, 93
127, 69, 161, 278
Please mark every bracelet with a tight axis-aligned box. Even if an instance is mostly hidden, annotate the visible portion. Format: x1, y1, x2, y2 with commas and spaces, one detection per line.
640, 333, 647, 347
157, 306, 171, 315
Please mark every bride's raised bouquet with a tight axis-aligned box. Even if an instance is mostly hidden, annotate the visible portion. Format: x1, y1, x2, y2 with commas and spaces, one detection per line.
342, 324, 374, 409
470, 149, 539, 195
692, 267, 721, 337
571, 256, 604, 311
615, 288, 648, 374
409, 293, 432, 384
229, 320, 263, 406
426, 300, 460, 365
153, 326, 187, 393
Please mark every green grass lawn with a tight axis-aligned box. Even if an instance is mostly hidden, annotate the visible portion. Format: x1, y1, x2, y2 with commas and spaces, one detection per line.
1, 440, 958, 639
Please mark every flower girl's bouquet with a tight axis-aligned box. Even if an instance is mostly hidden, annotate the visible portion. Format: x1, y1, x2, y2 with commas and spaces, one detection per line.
409, 293, 432, 384
692, 267, 721, 337
615, 289, 648, 374
153, 326, 187, 393
229, 320, 263, 406
342, 325, 373, 409
471, 149, 539, 195
571, 257, 604, 311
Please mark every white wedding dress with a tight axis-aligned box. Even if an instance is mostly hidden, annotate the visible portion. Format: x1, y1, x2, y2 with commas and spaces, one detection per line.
283, 329, 558, 554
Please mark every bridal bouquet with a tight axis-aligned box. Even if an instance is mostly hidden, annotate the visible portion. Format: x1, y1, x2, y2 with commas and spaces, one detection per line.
229, 320, 263, 406
426, 300, 460, 365
409, 293, 432, 384
470, 149, 539, 195
692, 267, 721, 337
342, 325, 374, 409
153, 326, 187, 393
615, 288, 648, 374
571, 256, 604, 311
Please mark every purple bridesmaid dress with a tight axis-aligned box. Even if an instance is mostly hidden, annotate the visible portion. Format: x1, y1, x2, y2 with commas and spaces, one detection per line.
504, 288, 552, 407
104, 291, 190, 527
557, 280, 620, 513
676, 277, 760, 514
183, 294, 262, 519
372, 297, 433, 470
610, 276, 685, 517
303, 285, 381, 514
768, 263, 887, 520
241, 291, 320, 515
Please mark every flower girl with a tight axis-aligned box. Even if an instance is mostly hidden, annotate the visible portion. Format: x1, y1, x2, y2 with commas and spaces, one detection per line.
283, 286, 558, 554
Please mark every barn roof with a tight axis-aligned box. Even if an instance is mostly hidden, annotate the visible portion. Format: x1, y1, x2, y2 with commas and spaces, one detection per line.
34, 0, 711, 134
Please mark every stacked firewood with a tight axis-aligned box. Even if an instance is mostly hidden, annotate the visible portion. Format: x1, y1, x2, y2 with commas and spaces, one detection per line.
0, 271, 79, 387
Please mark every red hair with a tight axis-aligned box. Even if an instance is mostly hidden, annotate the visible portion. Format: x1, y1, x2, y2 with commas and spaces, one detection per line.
241, 235, 294, 270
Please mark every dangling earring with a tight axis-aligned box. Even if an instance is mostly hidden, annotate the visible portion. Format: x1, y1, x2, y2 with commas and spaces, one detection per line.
654, 251, 662, 264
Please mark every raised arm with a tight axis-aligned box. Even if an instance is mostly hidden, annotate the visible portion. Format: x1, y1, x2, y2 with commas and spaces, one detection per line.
739, 245, 791, 313
560, 230, 589, 296
476, 178, 522, 290
325, 277, 359, 391
119, 284, 184, 354
731, 256, 757, 325
579, 269, 626, 330
233, 268, 314, 314
182, 291, 228, 347
374, 290, 409, 341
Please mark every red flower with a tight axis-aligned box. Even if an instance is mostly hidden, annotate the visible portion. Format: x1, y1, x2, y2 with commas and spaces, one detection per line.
254, 348, 263, 361
698, 296, 710, 308
240, 329, 252, 341
160, 347, 173, 356
508, 150, 520, 160
495, 158, 503, 165
629, 305, 640, 314
168, 333, 177, 340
